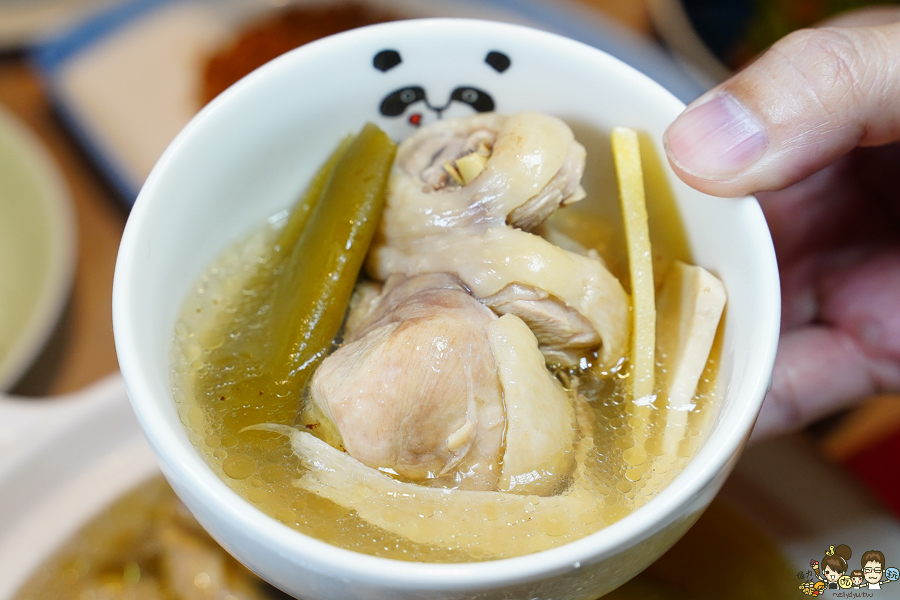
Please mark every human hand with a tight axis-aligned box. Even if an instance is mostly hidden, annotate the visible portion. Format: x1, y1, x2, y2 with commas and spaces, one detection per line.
663, 8, 900, 440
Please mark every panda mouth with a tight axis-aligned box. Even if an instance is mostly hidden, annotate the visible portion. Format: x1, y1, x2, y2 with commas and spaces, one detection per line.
379, 86, 496, 124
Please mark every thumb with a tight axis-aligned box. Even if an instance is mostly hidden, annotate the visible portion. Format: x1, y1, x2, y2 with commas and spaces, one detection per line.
663, 22, 900, 197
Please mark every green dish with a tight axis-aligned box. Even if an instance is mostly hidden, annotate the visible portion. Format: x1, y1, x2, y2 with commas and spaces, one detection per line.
0, 103, 75, 390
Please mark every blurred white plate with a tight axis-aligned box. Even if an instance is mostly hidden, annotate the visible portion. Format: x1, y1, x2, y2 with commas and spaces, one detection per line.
0, 104, 75, 391
0, 0, 121, 49
32, 0, 705, 205
0, 373, 896, 599
0, 375, 158, 600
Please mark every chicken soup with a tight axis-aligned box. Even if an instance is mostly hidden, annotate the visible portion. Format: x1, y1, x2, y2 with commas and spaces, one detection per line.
171, 112, 724, 562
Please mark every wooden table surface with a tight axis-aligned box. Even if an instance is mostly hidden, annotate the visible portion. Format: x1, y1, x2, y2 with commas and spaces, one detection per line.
1, 0, 896, 459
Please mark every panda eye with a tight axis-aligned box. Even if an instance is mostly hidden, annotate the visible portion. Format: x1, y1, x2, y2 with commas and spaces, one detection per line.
450, 86, 494, 112
379, 86, 426, 117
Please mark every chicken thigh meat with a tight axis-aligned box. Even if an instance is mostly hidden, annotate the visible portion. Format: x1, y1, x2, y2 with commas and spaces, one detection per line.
305, 112, 629, 495
368, 111, 629, 368
309, 273, 505, 491
309, 273, 576, 494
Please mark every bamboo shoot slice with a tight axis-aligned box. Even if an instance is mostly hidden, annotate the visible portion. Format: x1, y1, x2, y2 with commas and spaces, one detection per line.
656, 261, 725, 454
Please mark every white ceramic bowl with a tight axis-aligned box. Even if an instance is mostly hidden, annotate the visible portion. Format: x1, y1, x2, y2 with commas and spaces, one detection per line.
113, 19, 779, 600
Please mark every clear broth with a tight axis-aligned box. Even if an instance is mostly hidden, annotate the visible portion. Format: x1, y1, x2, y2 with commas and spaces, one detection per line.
170, 203, 721, 561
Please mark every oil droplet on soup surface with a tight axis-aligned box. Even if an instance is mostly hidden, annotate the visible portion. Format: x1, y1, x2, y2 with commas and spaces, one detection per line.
222, 454, 257, 480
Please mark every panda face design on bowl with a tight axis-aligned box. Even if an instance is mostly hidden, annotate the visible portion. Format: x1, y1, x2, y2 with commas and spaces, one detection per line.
375, 49, 510, 127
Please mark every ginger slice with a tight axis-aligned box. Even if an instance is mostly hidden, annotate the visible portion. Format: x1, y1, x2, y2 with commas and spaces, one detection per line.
455, 149, 489, 184
612, 127, 656, 467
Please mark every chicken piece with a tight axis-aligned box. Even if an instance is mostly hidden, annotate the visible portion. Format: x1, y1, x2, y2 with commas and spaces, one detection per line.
488, 314, 575, 495
483, 284, 601, 366
308, 275, 582, 495
373, 227, 628, 368
382, 112, 586, 238
368, 112, 629, 368
417, 129, 496, 190
342, 273, 471, 341
507, 143, 587, 231
308, 273, 506, 490
341, 279, 382, 341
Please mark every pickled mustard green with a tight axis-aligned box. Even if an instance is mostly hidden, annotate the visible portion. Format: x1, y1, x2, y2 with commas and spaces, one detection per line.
276, 135, 352, 254
198, 123, 395, 434
267, 123, 395, 392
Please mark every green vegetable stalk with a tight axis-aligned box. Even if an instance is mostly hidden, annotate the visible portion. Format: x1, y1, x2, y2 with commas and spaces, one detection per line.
199, 123, 395, 432
266, 122, 396, 395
